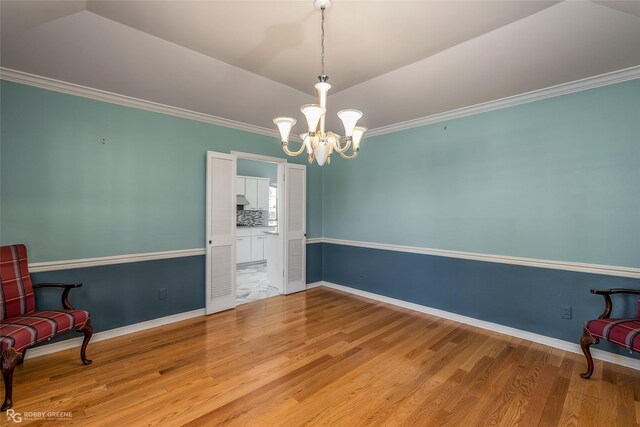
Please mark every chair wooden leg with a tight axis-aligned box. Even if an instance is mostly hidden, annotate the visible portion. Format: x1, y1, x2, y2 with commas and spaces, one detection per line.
1, 347, 21, 412
580, 327, 598, 379
78, 318, 93, 365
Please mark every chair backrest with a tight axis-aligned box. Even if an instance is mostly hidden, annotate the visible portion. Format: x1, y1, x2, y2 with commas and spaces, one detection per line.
0, 244, 35, 320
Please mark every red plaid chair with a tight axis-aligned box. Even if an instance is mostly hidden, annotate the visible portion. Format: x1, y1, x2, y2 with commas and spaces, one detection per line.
0, 244, 93, 411
580, 288, 640, 379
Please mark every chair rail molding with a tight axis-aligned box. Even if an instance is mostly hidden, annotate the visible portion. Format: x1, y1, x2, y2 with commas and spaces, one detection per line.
366, 65, 640, 137
319, 238, 640, 279
29, 249, 207, 273
29, 241, 324, 272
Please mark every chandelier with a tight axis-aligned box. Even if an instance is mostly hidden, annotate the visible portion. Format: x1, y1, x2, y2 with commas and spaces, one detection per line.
273, 0, 366, 166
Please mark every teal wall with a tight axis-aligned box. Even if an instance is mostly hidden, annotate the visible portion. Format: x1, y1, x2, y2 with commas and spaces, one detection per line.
0, 81, 322, 262
237, 158, 277, 183
1, 78, 638, 359
323, 80, 640, 268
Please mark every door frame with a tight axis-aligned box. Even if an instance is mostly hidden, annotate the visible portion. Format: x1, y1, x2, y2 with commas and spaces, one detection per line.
230, 151, 289, 294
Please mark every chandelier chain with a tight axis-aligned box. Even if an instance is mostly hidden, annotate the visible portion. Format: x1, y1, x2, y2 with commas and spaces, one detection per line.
320, 7, 325, 76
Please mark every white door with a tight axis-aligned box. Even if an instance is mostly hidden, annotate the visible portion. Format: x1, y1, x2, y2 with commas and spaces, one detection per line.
283, 163, 306, 294
206, 151, 237, 314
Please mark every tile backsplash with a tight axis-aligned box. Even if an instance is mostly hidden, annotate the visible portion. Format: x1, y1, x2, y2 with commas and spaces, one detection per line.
237, 209, 268, 227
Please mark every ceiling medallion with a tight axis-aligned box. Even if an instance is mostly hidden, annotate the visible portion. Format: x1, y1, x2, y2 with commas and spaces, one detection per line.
273, 0, 366, 166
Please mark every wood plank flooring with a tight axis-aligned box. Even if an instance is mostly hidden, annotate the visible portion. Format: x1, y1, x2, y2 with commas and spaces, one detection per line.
3, 287, 639, 426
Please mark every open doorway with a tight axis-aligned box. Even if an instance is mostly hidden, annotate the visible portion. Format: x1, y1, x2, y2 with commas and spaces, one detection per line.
235, 157, 281, 305
205, 151, 306, 315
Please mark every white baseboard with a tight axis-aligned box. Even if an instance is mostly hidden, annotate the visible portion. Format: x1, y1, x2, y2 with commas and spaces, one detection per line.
319, 281, 640, 371
306, 281, 324, 289
25, 308, 206, 360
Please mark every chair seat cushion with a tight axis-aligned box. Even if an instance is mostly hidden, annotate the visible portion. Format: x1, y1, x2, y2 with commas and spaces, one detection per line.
587, 318, 640, 352
0, 310, 89, 353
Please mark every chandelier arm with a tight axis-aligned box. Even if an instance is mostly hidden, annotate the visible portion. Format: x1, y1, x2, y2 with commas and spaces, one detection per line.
338, 148, 359, 160
282, 140, 306, 157
334, 137, 351, 153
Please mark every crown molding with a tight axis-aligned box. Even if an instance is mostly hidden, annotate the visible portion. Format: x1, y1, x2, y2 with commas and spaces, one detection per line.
366, 65, 640, 137
319, 238, 640, 279
0, 67, 280, 139
3, 65, 638, 143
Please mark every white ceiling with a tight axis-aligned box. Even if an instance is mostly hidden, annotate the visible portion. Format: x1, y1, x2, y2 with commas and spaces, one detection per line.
2, 1, 640, 133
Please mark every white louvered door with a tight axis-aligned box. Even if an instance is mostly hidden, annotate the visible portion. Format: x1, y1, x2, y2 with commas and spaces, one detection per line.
206, 151, 237, 314
283, 163, 306, 294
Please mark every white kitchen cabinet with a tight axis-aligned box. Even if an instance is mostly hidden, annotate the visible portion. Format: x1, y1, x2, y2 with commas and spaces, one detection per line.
235, 177, 245, 196
236, 227, 274, 264
256, 179, 269, 210
251, 235, 264, 261
236, 176, 270, 210
244, 178, 258, 209
236, 236, 251, 263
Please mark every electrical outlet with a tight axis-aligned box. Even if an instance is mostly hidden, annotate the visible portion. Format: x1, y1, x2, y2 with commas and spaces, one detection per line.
561, 305, 572, 320
158, 288, 167, 300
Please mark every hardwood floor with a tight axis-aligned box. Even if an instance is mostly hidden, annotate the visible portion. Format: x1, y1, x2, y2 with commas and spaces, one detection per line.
3, 287, 639, 426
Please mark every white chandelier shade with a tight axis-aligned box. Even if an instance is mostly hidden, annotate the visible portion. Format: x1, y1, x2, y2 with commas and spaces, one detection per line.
273, 0, 365, 166
337, 109, 363, 137
300, 104, 326, 134
273, 117, 296, 143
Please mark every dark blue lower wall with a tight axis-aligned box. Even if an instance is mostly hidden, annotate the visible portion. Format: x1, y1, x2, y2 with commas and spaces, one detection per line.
322, 243, 640, 359
306, 243, 323, 284
31, 244, 322, 339
26, 243, 639, 359
32, 256, 205, 333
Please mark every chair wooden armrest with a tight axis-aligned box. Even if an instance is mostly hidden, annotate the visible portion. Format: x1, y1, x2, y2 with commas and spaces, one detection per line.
590, 288, 640, 319
591, 288, 640, 296
33, 282, 83, 310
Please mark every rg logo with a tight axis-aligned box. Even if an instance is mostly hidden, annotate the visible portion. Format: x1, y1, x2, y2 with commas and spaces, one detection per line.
6, 409, 22, 423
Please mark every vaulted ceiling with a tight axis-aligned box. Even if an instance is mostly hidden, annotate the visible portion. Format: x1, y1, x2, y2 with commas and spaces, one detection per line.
2, 1, 640, 134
